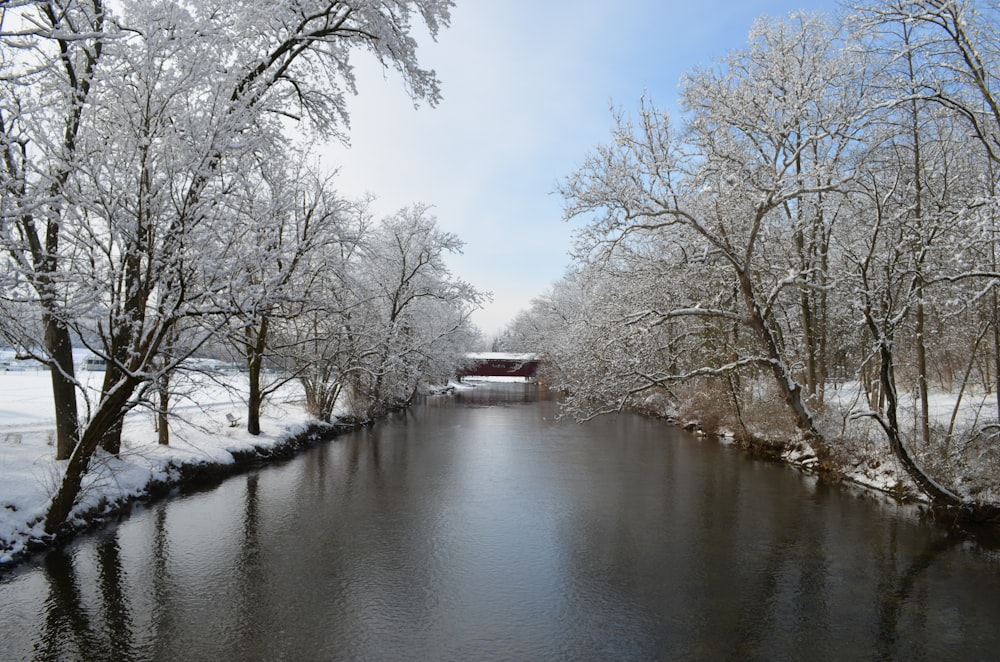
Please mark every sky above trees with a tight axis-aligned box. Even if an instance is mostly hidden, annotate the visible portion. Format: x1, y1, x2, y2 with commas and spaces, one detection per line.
322, 0, 845, 336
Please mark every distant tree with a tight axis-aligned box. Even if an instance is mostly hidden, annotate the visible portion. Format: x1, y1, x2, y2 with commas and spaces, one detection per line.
221, 159, 349, 435
351, 206, 486, 419
277, 203, 485, 423
275, 194, 378, 423
502, 270, 590, 386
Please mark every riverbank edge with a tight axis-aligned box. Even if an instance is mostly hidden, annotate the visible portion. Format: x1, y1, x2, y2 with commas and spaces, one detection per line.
2, 417, 366, 571
6, 385, 995, 571
658, 410, 1000, 535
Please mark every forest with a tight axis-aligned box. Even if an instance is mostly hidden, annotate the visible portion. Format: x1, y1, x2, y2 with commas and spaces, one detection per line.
0, 0, 482, 535
500, 2, 1000, 520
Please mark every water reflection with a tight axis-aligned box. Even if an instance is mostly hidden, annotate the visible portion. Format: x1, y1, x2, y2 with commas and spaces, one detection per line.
149, 504, 172, 660
38, 550, 95, 661
1, 384, 999, 660
34, 534, 134, 662
875, 530, 962, 660
231, 474, 265, 658
96, 536, 133, 660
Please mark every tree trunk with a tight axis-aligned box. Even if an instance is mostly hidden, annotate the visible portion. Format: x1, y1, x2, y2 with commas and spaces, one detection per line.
157, 373, 170, 446
246, 317, 269, 436
915, 292, 930, 446
802, 287, 818, 396
992, 229, 1000, 421
98, 360, 127, 455
101, 418, 124, 456
45, 378, 138, 533
247, 358, 262, 435
737, 267, 820, 443
816, 275, 828, 407
873, 336, 962, 507
44, 314, 80, 461
907, 31, 931, 447
994, 292, 1000, 422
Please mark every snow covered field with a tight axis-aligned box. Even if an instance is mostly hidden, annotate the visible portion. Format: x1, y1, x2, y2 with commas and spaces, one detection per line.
0, 360, 315, 566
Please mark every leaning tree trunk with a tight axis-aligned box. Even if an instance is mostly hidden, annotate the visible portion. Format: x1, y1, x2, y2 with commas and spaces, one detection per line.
98, 356, 129, 455
737, 268, 821, 444
45, 378, 139, 534
868, 320, 963, 508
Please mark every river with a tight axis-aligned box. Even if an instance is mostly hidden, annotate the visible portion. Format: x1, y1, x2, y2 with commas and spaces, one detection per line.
1, 383, 998, 660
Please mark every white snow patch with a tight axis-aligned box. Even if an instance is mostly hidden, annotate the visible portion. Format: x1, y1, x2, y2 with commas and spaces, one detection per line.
0, 366, 318, 565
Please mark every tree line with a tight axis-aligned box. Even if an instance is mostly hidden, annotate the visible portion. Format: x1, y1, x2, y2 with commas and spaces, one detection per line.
0, 0, 484, 534
502, 1, 1000, 518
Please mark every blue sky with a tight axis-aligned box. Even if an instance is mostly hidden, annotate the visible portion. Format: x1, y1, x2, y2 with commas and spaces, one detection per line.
322, 0, 845, 337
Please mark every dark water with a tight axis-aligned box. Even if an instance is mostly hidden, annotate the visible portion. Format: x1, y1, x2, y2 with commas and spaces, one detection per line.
1, 384, 999, 661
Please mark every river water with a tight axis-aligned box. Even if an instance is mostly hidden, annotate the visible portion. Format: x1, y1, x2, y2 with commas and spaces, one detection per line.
1, 384, 999, 661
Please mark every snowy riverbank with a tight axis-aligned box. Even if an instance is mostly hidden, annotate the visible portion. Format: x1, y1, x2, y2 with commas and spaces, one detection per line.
663, 379, 1000, 512
0, 365, 328, 567
4, 364, 998, 567
0, 357, 482, 569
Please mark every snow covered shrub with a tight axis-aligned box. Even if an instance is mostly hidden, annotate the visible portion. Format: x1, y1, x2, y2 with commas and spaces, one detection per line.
675, 379, 730, 436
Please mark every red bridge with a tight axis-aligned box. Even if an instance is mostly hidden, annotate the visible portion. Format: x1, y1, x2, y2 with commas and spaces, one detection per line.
458, 353, 540, 380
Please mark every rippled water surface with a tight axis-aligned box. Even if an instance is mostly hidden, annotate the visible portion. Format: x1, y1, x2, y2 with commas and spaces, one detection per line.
2, 384, 999, 661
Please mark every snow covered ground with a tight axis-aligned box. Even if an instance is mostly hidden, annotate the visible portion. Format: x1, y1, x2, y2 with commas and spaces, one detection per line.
0, 359, 316, 566
789, 381, 1000, 505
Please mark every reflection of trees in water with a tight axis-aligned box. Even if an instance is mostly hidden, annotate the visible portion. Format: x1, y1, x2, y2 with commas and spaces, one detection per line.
724, 481, 833, 657
39, 550, 98, 661
875, 529, 963, 661
240, 474, 261, 569
39, 536, 135, 662
685, 476, 971, 658
149, 504, 175, 660
553, 437, 976, 659
230, 472, 269, 658
96, 536, 134, 660
551, 423, 701, 656
455, 382, 540, 406
20, 391, 997, 659
658, 441, 827, 657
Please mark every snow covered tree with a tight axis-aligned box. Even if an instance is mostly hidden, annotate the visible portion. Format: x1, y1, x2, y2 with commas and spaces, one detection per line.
839, 0, 1000, 510
264, 192, 372, 425
277, 203, 485, 423
0, 0, 107, 460
561, 14, 871, 445
219, 158, 351, 435
840, 115, 982, 506
547, 3, 1000, 513
0, 0, 455, 533
349, 205, 485, 419
856, 1, 1000, 162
